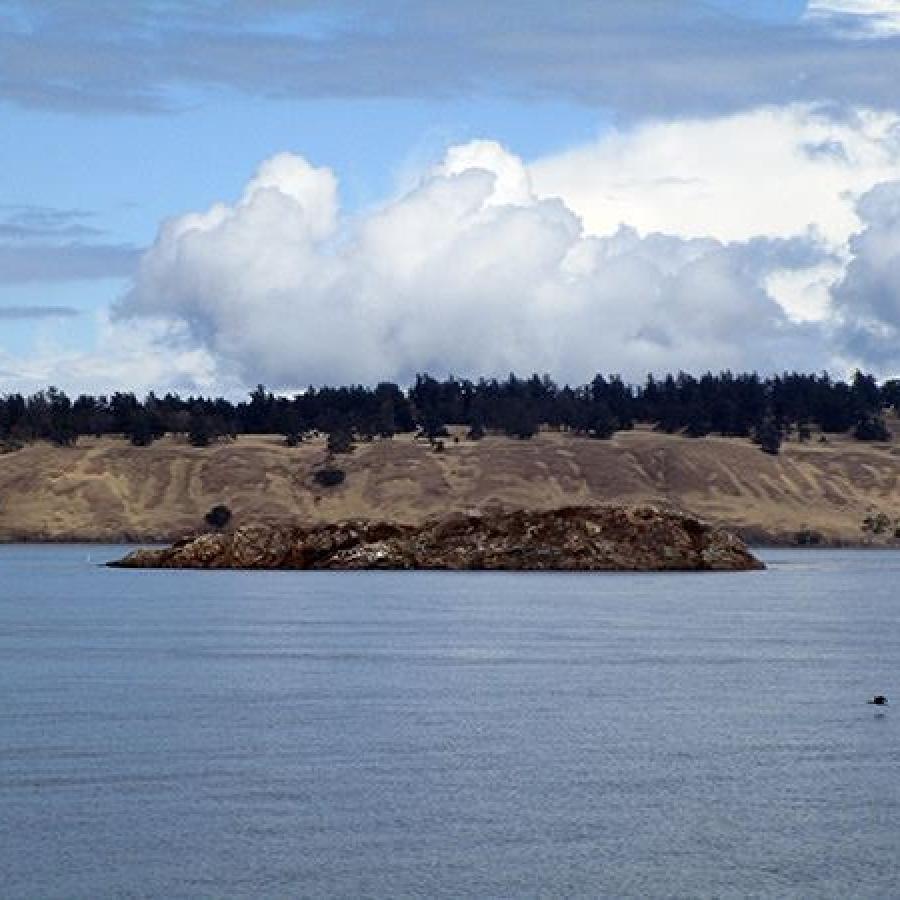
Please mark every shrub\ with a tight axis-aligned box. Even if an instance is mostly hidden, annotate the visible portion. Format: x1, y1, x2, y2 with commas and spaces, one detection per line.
314, 467, 346, 488
204, 504, 232, 530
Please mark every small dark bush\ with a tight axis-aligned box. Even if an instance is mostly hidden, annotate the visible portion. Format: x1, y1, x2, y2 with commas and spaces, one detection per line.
853, 415, 891, 442
326, 428, 354, 455
753, 418, 783, 455
314, 467, 346, 488
204, 504, 232, 530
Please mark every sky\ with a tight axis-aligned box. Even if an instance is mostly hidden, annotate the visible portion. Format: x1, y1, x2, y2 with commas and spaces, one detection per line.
4, 0, 900, 394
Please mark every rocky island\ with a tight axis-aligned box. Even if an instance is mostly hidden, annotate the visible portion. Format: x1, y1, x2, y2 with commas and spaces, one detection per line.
109, 505, 764, 572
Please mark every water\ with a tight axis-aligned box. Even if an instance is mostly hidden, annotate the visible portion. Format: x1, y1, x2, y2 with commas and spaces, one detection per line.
1, 546, 899, 898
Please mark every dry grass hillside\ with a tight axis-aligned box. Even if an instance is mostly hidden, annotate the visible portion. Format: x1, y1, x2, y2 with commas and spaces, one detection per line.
2, 424, 900, 543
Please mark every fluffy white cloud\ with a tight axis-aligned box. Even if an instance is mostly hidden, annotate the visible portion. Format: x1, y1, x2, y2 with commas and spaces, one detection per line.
117, 141, 828, 387
529, 105, 900, 246
530, 104, 900, 323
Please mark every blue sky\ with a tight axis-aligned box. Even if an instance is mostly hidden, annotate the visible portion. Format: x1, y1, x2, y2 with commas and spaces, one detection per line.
3, 0, 900, 392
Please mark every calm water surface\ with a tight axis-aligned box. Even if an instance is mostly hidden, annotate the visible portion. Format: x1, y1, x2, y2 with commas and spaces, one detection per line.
1, 546, 900, 898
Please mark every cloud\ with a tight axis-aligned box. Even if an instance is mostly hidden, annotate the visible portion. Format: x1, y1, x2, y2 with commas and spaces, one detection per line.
0, 205, 140, 284
806, 1, 900, 37
116, 143, 831, 388
530, 105, 900, 247
529, 103, 900, 323
0, 243, 139, 284
0, 205, 102, 241
0, 311, 224, 397
0, 305, 78, 319
18, 106, 900, 391
830, 180, 900, 365
4, 1, 900, 117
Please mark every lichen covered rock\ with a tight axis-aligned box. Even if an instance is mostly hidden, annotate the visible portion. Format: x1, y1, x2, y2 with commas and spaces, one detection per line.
109, 505, 764, 572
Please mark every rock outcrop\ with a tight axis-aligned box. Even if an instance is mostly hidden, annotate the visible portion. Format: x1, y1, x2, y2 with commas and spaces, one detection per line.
109, 505, 764, 571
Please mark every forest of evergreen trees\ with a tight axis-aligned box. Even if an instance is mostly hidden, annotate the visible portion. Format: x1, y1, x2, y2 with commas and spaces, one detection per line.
1, 370, 897, 457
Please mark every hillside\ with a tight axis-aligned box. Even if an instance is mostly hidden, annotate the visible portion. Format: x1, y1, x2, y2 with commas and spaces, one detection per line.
2, 425, 900, 544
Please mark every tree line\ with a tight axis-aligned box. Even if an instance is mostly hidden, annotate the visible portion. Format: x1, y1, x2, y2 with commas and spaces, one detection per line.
1, 370, 896, 456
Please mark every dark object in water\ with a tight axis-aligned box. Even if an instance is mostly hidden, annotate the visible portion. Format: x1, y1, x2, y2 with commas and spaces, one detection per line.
868, 695, 889, 706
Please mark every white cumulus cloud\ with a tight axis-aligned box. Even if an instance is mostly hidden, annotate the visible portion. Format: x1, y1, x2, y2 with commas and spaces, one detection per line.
117, 141, 831, 388
529, 104, 900, 324
529, 105, 900, 247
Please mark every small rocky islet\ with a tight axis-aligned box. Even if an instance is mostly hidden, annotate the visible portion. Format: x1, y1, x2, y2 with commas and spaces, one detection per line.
109, 505, 764, 572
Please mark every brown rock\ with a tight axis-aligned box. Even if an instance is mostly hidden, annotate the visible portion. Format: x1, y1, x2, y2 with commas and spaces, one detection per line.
108, 505, 764, 572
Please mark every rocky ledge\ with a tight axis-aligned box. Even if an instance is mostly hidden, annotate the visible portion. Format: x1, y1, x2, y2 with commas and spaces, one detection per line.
108, 505, 764, 572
